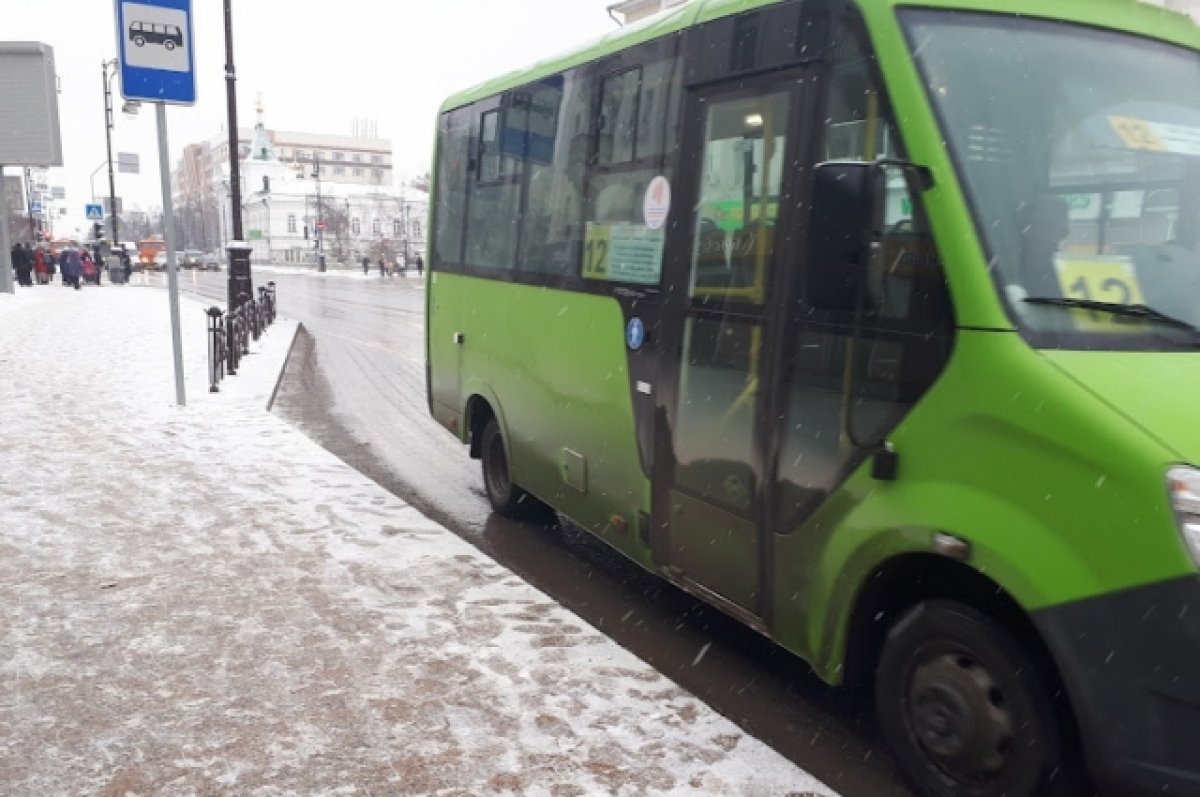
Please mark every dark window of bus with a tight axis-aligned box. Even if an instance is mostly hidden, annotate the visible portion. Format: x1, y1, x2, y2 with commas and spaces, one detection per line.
465, 100, 525, 271
597, 68, 641, 165
517, 72, 591, 277
596, 59, 675, 165
479, 110, 503, 181
433, 107, 471, 266
731, 13, 761, 73
636, 58, 675, 160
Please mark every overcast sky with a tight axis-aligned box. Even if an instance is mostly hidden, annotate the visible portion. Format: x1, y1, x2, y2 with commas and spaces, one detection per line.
4, 0, 622, 236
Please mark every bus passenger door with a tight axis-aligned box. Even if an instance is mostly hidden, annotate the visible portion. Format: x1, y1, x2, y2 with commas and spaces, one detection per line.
656, 77, 801, 618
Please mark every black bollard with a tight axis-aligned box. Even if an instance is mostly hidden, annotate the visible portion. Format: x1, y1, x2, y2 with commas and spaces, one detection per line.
206, 306, 225, 393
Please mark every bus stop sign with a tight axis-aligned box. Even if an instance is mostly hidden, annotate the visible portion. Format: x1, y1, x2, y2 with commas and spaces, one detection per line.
114, 0, 196, 105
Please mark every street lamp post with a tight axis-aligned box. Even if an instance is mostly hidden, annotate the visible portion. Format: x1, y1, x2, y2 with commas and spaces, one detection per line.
402, 198, 410, 264
224, 0, 253, 311
23, 168, 37, 241
314, 155, 325, 272
101, 59, 121, 248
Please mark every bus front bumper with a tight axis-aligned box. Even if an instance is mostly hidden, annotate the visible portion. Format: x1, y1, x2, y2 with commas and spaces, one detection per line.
1035, 575, 1200, 794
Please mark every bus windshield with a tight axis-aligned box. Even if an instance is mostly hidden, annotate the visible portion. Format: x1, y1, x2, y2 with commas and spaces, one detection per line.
903, 11, 1200, 349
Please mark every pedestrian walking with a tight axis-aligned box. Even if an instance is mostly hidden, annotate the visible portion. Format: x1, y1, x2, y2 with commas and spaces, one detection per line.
361, 255, 369, 276
378, 256, 386, 278
64, 246, 83, 290
81, 250, 98, 285
12, 243, 33, 287
22, 243, 37, 286
34, 246, 48, 284
121, 247, 132, 283
415, 253, 424, 277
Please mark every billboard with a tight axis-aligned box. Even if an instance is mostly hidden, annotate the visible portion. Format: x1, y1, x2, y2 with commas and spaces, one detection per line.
0, 43, 63, 166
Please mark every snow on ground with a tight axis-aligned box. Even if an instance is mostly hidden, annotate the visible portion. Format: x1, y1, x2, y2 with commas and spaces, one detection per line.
0, 287, 835, 796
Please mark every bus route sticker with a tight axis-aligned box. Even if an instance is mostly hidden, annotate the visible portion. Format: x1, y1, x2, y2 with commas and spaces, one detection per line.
584, 222, 665, 285
643, 176, 671, 230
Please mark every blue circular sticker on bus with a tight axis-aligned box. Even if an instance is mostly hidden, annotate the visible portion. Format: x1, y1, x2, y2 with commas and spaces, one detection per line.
626, 317, 645, 351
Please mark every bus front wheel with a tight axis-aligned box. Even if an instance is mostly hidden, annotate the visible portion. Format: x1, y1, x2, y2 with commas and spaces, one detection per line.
876, 601, 1072, 797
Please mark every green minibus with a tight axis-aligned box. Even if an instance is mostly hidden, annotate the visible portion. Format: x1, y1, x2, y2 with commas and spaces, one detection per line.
426, 0, 1200, 793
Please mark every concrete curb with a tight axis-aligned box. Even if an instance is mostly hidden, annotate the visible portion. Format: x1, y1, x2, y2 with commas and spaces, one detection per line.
267, 321, 303, 413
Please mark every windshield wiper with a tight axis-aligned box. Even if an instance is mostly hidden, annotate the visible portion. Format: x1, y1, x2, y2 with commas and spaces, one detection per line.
1023, 297, 1200, 335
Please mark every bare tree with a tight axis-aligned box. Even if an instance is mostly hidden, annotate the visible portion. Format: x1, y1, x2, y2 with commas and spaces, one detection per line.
311, 195, 351, 262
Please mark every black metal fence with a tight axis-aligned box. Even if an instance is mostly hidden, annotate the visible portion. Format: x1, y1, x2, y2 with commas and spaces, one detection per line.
207, 281, 278, 393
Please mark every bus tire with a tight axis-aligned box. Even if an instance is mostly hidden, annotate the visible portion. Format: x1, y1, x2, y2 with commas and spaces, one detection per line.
876, 600, 1071, 797
481, 416, 530, 518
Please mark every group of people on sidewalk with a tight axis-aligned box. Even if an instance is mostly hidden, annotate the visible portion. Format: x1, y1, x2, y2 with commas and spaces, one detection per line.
361, 252, 424, 279
9, 242, 132, 290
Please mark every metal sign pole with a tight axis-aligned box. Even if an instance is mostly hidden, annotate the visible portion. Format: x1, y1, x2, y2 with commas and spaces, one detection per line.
0, 165, 14, 295
156, 104, 186, 406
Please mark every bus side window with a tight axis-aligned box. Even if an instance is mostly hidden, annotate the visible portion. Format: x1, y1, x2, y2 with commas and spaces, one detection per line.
518, 73, 591, 278
433, 107, 472, 267
596, 68, 641, 166
581, 50, 681, 286
464, 100, 525, 272
479, 110, 503, 182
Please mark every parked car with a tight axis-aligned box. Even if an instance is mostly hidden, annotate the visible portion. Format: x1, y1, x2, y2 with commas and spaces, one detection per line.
202, 253, 221, 271
180, 250, 204, 269
153, 251, 169, 270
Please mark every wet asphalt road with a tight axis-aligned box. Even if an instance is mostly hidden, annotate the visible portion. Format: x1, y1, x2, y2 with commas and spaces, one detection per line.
151, 266, 911, 797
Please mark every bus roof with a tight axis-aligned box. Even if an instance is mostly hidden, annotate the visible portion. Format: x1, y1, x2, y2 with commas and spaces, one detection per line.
439, 0, 1200, 113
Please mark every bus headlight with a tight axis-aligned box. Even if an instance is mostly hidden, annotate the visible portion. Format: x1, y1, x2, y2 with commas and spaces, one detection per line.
1167, 467, 1200, 566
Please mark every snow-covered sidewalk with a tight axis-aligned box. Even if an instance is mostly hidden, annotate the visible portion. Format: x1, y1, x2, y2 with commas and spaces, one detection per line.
0, 288, 835, 796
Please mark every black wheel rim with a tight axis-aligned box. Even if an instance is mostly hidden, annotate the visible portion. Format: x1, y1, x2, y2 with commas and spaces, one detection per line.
485, 431, 510, 502
904, 648, 1016, 786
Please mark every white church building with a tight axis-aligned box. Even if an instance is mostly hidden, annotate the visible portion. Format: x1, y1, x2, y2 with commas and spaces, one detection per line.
231, 109, 427, 266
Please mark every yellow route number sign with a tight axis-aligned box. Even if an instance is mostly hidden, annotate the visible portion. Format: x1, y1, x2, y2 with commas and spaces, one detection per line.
583, 224, 611, 279
1109, 116, 1166, 153
1054, 256, 1145, 331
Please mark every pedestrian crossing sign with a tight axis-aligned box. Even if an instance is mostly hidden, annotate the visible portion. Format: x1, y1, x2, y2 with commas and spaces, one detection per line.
86, 203, 104, 221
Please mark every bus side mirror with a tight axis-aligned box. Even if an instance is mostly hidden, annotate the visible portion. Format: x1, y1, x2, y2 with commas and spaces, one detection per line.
807, 159, 934, 314
807, 161, 878, 313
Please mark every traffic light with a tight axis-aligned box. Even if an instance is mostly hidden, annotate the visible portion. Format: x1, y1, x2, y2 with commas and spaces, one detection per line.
92, 222, 103, 241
